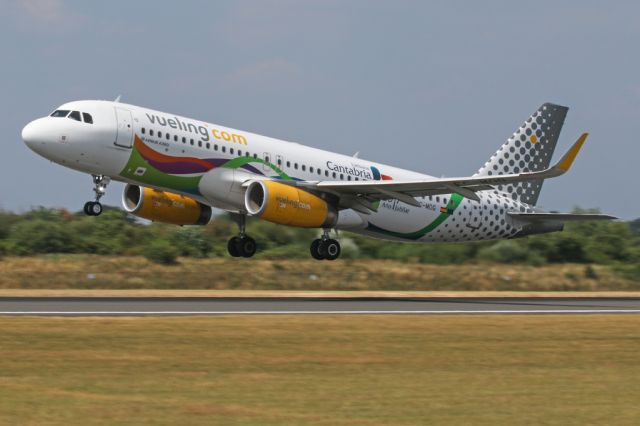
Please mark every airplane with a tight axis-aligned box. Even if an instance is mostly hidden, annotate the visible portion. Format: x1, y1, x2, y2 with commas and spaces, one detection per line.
21, 100, 615, 260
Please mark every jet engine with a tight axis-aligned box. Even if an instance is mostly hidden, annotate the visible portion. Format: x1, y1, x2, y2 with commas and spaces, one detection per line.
122, 184, 212, 225
244, 180, 337, 228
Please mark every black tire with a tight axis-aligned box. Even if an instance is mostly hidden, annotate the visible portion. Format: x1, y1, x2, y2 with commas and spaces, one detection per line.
310, 239, 325, 260
227, 237, 241, 257
91, 202, 103, 216
83, 202, 94, 216
324, 239, 341, 261
240, 236, 257, 258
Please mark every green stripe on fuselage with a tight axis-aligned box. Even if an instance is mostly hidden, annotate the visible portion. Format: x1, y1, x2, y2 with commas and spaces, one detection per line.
119, 145, 203, 195
222, 156, 293, 181
119, 143, 295, 196
367, 193, 464, 240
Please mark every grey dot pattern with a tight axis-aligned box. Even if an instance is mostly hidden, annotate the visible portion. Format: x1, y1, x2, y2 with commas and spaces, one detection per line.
474, 103, 568, 205
421, 193, 534, 243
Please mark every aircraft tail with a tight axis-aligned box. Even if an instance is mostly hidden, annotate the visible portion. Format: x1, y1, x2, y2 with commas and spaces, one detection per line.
475, 103, 568, 205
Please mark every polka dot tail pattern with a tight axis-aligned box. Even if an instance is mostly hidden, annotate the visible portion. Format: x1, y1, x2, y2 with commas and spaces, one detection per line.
474, 103, 568, 205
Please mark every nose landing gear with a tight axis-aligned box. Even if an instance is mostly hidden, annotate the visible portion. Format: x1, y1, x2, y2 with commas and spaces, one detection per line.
310, 230, 341, 261
227, 213, 257, 258
84, 174, 110, 216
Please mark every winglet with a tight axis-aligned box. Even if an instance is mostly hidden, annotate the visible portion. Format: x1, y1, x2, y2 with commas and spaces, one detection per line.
556, 133, 588, 172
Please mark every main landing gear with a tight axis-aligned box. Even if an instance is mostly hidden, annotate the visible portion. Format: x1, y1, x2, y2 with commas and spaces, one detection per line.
310, 230, 341, 261
84, 174, 110, 216
227, 214, 257, 258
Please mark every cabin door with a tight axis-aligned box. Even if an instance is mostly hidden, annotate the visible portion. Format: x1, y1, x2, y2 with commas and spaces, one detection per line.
114, 108, 134, 148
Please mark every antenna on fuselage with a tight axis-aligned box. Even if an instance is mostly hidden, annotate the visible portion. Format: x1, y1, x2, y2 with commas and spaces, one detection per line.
114, 95, 122, 103
353, 151, 360, 158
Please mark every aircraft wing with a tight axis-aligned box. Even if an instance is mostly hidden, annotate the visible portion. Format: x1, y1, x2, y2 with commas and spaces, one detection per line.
297, 133, 588, 213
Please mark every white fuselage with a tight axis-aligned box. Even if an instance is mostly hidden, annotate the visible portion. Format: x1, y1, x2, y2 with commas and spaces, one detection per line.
22, 100, 535, 242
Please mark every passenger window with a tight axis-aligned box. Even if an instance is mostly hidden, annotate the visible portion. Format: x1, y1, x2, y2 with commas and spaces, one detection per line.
68, 111, 81, 121
206, 143, 210, 149
347, 175, 351, 181
294, 163, 298, 170
318, 169, 322, 176
265, 156, 269, 163
158, 131, 162, 138
174, 135, 178, 142
198, 141, 202, 147
309, 166, 314, 173
222, 146, 226, 153
231, 148, 234, 155
141, 128, 146, 134
277, 158, 282, 166
301, 165, 306, 171
190, 139, 194, 145
325, 170, 329, 177
332, 172, 336, 178
82, 113, 93, 124
150, 129, 154, 136
286, 161, 291, 168
214, 144, 218, 151
238, 150, 242, 156
253, 154, 257, 159
50, 110, 70, 118
182, 137, 186, 143
166, 133, 170, 140
340, 174, 344, 180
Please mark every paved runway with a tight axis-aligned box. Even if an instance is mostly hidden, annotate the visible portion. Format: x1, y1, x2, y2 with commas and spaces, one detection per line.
0, 297, 640, 316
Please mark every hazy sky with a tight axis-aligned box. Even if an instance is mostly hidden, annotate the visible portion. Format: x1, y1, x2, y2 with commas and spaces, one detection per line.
1, 1, 638, 219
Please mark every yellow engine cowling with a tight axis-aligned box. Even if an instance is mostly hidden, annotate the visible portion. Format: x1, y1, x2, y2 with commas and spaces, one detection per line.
244, 180, 337, 228
122, 184, 212, 225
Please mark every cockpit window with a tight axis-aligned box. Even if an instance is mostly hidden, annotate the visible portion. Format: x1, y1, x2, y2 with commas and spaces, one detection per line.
68, 111, 82, 121
82, 112, 93, 124
50, 110, 70, 118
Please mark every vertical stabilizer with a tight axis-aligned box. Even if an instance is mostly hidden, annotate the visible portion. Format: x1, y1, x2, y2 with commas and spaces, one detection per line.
475, 103, 568, 205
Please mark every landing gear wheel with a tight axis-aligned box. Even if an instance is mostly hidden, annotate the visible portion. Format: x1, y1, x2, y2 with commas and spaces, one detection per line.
84, 175, 110, 217
239, 236, 257, 258
227, 237, 242, 257
227, 236, 257, 258
90, 202, 103, 216
227, 213, 258, 258
323, 239, 341, 261
83, 201, 103, 216
310, 239, 325, 260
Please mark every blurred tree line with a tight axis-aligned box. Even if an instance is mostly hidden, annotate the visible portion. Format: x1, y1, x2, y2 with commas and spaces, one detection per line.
0, 207, 638, 269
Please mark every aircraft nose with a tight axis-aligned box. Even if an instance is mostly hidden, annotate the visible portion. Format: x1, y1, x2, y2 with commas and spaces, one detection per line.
21, 119, 46, 148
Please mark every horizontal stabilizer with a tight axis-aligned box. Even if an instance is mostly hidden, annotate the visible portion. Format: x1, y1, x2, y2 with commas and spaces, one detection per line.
508, 212, 617, 223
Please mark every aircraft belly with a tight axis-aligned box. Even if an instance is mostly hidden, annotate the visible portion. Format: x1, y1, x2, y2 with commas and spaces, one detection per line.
358, 193, 532, 243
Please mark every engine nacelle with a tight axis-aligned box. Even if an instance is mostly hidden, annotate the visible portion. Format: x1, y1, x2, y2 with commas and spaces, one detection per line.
244, 180, 337, 228
122, 184, 212, 225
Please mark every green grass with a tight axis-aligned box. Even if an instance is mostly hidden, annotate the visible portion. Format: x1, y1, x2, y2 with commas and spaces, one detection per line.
1, 315, 639, 425
1, 255, 638, 291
